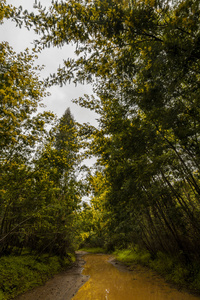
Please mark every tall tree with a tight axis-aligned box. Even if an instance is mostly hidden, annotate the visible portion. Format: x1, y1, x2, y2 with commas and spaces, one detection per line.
0, 41, 55, 254
29, 108, 82, 256
21, 0, 200, 260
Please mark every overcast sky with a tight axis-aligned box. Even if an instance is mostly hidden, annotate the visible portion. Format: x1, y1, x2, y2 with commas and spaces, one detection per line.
1, 0, 98, 126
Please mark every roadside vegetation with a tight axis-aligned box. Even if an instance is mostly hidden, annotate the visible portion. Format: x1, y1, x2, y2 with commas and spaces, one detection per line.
114, 246, 200, 293
79, 247, 106, 254
0, 250, 75, 300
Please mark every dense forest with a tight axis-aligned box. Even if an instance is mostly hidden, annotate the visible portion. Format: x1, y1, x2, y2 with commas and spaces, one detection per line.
1, 0, 200, 297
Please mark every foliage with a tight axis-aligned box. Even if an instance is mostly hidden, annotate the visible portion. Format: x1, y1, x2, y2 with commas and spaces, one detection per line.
22, 0, 200, 266
114, 246, 200, 292
76, 171, 110, 248
114, 246, 151, 265
0, 12, 82, 260
79, 247, 106, 254
0, 0, 20, 25
0, 251, 73, 300
0, 41, 58, 255
2, 0, 200, 294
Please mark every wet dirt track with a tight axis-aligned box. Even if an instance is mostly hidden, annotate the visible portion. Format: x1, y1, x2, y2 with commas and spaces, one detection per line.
15, 252, 200, 300
15, 252, 89, 300
72, 254, 200, 300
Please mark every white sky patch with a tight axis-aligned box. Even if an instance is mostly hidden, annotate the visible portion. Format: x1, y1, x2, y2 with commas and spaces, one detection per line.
1, 0, 99, 126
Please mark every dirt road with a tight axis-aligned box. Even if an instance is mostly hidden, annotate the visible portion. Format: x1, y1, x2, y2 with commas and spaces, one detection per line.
15, 252, 89, 300
15, 252, 200, 300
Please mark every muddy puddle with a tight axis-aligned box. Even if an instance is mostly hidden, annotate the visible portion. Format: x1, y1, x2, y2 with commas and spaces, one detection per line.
72, 254, 200, 300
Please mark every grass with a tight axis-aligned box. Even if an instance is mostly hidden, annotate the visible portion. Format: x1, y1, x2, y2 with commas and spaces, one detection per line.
113, 245, 151, 265
113, 245, 200, 294
0, 251, 74, 300
79, 247, 106, 254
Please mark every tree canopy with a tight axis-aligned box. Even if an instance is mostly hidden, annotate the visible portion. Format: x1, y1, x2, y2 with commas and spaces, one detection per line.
0, 6, 82, 256
1, 0, 200, 270
21, 0, 200, 260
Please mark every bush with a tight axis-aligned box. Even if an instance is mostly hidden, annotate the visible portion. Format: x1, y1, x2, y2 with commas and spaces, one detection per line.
79, 247, 106, 254
0, 252, 72, 300
149, 251, 174, 275
114, 245, 151, 265
114, 246, 200, 293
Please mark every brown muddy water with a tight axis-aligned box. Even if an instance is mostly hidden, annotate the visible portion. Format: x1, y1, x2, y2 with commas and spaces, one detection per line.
72, 254, 200, 300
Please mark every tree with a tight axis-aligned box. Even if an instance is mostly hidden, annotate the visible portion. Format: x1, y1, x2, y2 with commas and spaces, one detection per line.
77, 171, 109, 248
17, 0, 200, 261
54, 108, 79, 177
22, 108, 82, 256
0, 41, 56, 254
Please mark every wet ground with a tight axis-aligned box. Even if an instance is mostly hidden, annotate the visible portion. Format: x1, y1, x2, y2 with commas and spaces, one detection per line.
16, 252, 200, 300
15, 252, 89, 300
72, 254, 200, 300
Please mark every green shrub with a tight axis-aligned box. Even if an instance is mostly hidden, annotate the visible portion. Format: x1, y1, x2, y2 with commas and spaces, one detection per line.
79, 247, 106, 254
0, 290, 4, 300
113, 246, 200, 293
0, 252, 72, 300
191, 270, 200, 290
114, 245, 151, 265
149, 252, 190, 284
150, 251, 174, 275
171, 264, 189, 284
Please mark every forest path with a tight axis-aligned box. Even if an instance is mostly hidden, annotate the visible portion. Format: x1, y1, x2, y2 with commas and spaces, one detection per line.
15, 252, 200, 300
15, 251, 89, 300
71, 254, 200, 300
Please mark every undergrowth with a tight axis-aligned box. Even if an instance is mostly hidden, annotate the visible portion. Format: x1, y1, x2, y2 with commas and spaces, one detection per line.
114, 245, 200, 293
113, 246, 151, 265
79, 247, 106, 254
0, 251, 74, 300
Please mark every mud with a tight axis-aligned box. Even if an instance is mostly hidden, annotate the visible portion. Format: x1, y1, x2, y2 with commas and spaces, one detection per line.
15, 251, 89, 300
15, 252, 200, 300
72, 254, 200, 300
